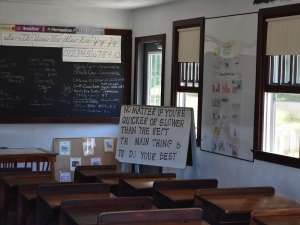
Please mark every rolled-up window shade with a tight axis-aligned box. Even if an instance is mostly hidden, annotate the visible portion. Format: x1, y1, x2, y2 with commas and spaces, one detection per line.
178, 27, 200, 62
267, 15, 300, 55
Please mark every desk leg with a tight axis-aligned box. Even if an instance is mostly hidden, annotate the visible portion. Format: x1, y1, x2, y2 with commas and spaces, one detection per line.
51, 162, 55, 179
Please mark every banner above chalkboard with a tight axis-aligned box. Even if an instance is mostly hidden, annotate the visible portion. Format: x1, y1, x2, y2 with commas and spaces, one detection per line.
0, 24, 121, 63
115, 105, 192, 169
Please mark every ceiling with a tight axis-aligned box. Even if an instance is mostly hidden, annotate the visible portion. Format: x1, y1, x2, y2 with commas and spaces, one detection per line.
0, 0, 182, 9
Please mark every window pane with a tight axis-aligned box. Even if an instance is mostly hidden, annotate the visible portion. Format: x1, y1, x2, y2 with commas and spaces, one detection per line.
283, 55, 291, 84
177, 92, 198, 136
264, 92, 300, 158
273, 56, 279, 84
296, 55, 300, 84
147, 52, 162, 106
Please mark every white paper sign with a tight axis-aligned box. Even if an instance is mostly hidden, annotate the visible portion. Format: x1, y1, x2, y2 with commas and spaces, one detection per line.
32, 32, 63, 47
93, 48, 121, 63
2, 32, 32, 46
63, 34, 93, 48
92, 35, 121, 49
62, 48, 93, 62
115, 105, 192, 169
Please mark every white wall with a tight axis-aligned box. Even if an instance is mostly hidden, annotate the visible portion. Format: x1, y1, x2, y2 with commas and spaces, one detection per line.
0, 2, 132, 29
132, 0, 300, 202
2, 0, 300, 202
0, 3, 132, 149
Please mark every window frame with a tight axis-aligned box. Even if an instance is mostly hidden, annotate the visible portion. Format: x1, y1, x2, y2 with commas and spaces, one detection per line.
146, 51, 162, 105
133, 34, 166, 106
254, 3, 300, 169
171, 17, 205, 147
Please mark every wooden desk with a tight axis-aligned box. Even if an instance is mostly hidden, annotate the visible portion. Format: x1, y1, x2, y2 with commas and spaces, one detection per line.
154, 189, 199, 209
95, 173, 129, 196
18, 182, 72, 225
152, 179, 218, 209
251, 208, 300, 225
118, 173, 176, 197
36, 183, 114, 225
97, 208, 209, 225
119, 177, 177, 197
1, 172, 56, 225
59, 197, 156, 225
194, 187, 300, 225
0, 148, 57, 177
74, 165, 121, 183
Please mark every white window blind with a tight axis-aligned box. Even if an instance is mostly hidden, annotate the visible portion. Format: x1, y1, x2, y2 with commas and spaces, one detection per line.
178, 27, 200, 62
267, 15, 300, 55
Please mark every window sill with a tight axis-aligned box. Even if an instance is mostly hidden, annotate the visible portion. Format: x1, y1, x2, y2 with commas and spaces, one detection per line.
252, 150, 300, 169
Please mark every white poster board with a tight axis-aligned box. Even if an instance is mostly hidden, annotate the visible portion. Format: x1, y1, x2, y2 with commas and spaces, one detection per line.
115, 105, 192, 169
201, 13, 257, 161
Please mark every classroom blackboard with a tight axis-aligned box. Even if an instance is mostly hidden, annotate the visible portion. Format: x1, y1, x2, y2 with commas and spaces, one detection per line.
0, 29, 132, 123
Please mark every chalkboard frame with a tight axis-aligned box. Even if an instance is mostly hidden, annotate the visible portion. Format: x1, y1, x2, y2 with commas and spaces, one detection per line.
0, 29, 132, 124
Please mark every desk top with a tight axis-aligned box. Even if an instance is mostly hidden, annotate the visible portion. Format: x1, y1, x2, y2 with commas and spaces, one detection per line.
252, 215, 300, 225
20, 185, 55, 201
98, 177, 119, 186
198, 193, 300, 213
96, 221, 208, 225
62, 204, 157, 225
77, 169, 122, 177
40, 192, 115, 209
0, 148, 57, 155
157, 189, 199, 202
122, 177, 177, 190
3, 176, 57, 187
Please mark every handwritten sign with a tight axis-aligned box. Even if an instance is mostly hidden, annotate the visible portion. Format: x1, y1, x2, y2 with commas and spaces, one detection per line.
115, 105, 192, 169
62, 48, 93, 62
93, 48, 121, 63
2, 32, 32, 46
63, 34, 93, 48
92, 35, 121, 49
32, 32, 63, 47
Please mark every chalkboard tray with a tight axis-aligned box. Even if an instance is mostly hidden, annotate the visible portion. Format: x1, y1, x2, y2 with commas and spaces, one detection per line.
0, 29, 131, 123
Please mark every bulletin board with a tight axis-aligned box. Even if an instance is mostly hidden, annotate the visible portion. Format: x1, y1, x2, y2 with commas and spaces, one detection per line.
54, 137, 121, 181
200, 13, 257, 161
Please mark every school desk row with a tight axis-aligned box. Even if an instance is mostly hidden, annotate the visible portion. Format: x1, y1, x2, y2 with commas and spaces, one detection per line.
1, 166, 300, 225
0, 169, 208, 225
75, 165, 300, 225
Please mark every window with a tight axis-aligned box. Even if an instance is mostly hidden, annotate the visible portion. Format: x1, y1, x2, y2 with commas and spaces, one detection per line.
171, 18, 204, 146
254, 3, 300, 168
147, 52, 162, 105
134, 34, 165, 106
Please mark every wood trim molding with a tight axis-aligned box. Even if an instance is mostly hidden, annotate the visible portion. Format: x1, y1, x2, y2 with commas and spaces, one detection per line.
252, 150, 300, 169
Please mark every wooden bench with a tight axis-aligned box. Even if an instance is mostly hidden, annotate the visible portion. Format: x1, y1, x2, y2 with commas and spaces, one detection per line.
59, 196, 156, 225
95, 173, 130, 196
97, 208, 208, 225
152, 179, 218, 209
74, 165, 120, 183
36, 183, 113, 225
118, 173, 176, 197
193, 186, 300, 225
250, 208, 300, 225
